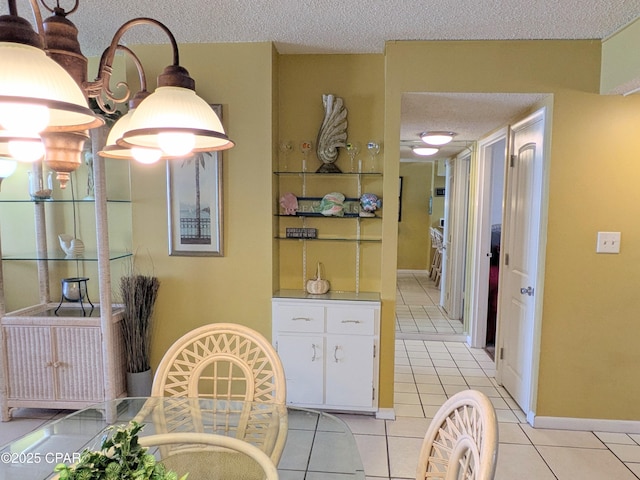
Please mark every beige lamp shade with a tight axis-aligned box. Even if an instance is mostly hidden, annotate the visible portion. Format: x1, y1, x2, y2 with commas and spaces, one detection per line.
118, 86, 234, 155
99, 109, 164, 164
0, 43, 102, 133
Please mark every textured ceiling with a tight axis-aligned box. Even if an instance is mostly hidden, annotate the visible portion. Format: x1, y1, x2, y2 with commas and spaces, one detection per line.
6, 0, 640, 162
16, 0, 640, 56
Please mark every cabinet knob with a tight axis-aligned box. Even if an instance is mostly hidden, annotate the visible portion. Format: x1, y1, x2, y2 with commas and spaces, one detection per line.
311, 343, 319, 361
292, 317, 312, 322
341, 319, 362, 324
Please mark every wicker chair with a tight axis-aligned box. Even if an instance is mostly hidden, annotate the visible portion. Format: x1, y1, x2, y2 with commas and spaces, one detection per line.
151, 323, 287, 463
416, 389, 498, 480
139, 432, 279, 480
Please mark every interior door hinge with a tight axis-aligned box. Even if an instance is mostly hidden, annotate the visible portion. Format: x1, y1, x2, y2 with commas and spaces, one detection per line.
372, 387, 376, 400
510, 154, 516, 167
505, 253, 509, 266
373, 345, 377, 358
499, 348, 504, 360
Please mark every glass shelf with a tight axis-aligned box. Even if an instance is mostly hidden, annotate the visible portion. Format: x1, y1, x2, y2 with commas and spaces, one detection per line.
0, 198, 131, 203
276, 212, 382, 218
274, 171, 382, 176
275, 236, 381, 243
2, 251, 133, 261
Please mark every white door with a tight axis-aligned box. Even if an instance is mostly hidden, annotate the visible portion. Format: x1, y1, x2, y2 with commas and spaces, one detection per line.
276, 335, 324, 405
498, 108, 546, 413
325, 335, 375, 408
469, 129, 507, 348
442, 153, 470, 319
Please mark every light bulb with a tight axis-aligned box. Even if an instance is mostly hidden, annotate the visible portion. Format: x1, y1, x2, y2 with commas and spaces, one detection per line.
0, 103, 50, 135
8, 139, 45, 162
132, 147, 162, 164
158, 132, 195, 157
0, 158, 17, 178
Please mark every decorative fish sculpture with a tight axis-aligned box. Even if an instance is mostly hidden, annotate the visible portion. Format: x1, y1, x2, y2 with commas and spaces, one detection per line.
316, 94, 347, 173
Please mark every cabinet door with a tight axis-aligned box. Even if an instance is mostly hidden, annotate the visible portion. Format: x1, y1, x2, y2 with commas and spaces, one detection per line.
276, 335, 324, 406
4, 326, 55, 400
53, 327, 104, 402
325, 334, 375, 408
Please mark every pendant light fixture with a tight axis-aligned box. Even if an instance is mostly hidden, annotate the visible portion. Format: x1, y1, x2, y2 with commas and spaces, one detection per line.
0, 0, 234, 187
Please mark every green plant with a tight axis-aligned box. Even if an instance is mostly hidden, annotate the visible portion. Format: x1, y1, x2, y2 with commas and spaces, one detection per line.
54, 421, 187, 480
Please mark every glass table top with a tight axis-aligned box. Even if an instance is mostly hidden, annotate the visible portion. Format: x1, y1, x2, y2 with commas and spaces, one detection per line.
0, 397, 365, 479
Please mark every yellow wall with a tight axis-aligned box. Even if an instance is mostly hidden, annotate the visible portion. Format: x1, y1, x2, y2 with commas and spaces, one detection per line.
397, 162, 433, 270
385, 39, 640, 420
125, 43, 277, 368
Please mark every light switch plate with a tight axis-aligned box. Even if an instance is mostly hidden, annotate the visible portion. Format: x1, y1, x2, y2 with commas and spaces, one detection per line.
596, 231, 621, 254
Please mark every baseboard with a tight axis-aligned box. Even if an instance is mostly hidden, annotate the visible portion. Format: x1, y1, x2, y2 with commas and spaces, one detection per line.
533, 415, 640, 434
376, 408, 396, 420
397, 269, 429, 274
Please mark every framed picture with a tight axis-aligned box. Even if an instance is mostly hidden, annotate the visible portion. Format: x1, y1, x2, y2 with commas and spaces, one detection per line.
167, 105, 224, 256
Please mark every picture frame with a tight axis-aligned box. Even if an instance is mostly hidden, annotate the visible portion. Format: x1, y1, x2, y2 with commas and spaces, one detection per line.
167, 105, 224, 256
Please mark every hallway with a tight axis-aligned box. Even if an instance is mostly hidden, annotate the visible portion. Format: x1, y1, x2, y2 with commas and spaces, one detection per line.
395, 270, 464, 339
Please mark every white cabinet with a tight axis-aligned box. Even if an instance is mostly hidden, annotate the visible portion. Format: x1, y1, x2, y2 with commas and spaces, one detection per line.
272, 294, 380, 413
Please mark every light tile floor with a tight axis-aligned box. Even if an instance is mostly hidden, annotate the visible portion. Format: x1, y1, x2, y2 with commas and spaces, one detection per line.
333, 271, 640, 479
395, 270, 464, 338
336, 338, 640, 479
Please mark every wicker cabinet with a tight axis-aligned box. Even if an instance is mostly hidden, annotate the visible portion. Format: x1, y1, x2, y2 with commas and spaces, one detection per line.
272, 295, 380, 413
0, 158, 130, 421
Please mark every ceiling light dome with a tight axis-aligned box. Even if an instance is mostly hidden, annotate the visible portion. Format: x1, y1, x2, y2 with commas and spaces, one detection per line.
412, 146, 439, 156
118, 65, 234, 156
0, 43, 101, 133
420, 131, 456, 146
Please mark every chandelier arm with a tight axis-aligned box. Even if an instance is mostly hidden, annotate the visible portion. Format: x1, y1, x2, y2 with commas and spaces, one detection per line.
83, 17, 179, 111
88, 44, 148, 114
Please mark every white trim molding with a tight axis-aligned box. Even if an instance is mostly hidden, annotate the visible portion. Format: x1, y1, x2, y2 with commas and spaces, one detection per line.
533, 415, 640, 434
376, 408, 396, 420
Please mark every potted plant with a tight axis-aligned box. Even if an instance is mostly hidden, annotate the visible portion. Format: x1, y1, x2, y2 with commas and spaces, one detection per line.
120, 273, 160, 396
54, 421, 187, 480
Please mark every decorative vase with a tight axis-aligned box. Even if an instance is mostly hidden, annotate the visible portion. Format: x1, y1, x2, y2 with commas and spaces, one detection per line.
126, 369, 153, 397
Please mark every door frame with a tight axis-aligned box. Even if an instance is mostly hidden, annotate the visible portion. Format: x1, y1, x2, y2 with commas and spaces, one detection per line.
468, 128, 508, 348
442, 152, 471, 319
495, 106, 551, 423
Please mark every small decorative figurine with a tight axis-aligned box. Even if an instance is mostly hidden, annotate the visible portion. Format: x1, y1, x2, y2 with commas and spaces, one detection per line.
316, 94, 348, 173
359, 193, 382, 217
279, 192, 299, 215
317, 192, 345, 217
306, 262, 330, 295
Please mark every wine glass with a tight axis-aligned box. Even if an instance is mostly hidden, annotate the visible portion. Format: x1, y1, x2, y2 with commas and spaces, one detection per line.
366, 141, 381, 172
300, 140, 313, 172
345, 141, 361, 173
278, 140, 293, 171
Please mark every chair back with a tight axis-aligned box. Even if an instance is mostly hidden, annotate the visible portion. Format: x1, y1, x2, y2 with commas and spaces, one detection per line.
416, 389, 498, 480
152, 323, 286, 403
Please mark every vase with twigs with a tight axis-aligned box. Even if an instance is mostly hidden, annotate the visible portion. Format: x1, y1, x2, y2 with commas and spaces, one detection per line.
119, 274, 160, 396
